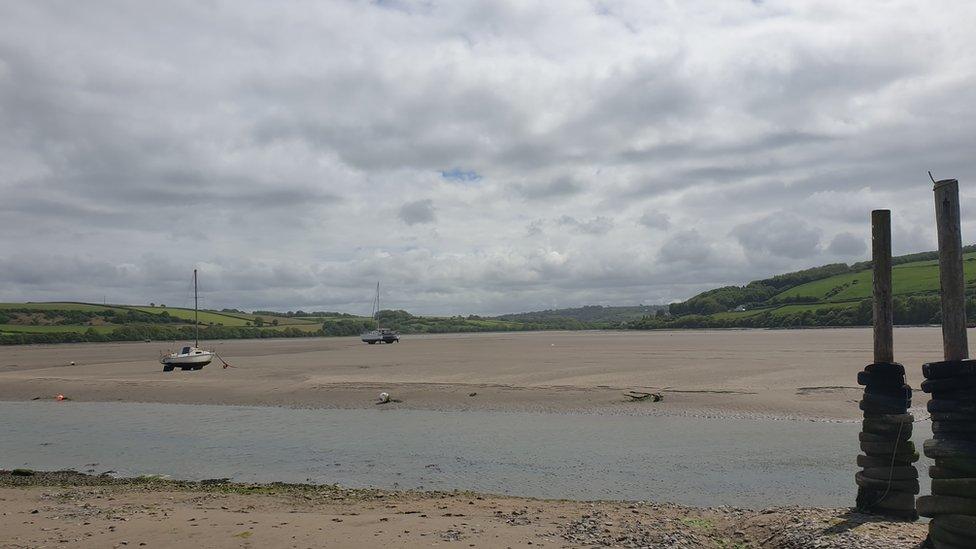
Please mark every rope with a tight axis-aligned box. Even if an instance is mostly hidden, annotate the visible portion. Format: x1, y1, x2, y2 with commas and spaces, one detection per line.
213, 351, 235, 369
868, 417, 909, 507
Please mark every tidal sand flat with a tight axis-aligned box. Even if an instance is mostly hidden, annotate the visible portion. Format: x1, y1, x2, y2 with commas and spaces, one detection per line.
0, 328, 948, 418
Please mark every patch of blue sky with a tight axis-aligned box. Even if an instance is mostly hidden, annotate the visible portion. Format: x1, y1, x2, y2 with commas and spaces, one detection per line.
440, 168, 482, 183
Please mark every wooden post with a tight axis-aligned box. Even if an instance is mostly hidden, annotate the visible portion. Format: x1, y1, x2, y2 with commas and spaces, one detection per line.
872, 210, 894, 363
933, 179, 969, 361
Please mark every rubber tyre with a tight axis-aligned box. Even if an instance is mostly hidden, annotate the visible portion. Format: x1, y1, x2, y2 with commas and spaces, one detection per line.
864, 384, 913, 400
930, 412, 976, 423
858, 453, 919, 467
924, 526, 973, 549
860, 401, 909, 415
918, 495, 976, 517
861, 392, 912, 408
933, 431, 976, 443
935, 457, 976, 476
860, 431, 911, 443
162, 365, 174, 372
934, 421, 976, 434
924, 439, 976, 459
930, 518, 976, 548
866, 362, 906, 375
855, 471, 919, 493
858, 370, 905, 388
929, 466, 976, 479
934, 515, 976, 538
863, 413, 914, 424
862, 420, 913, 437
860, 466, 918, 480
863, 439, 916, 455
932, 478, 976, 498
856, 488, 917, 511
929, 399, 976, 415
924, 359, 976, 380
923, 376, 976, 394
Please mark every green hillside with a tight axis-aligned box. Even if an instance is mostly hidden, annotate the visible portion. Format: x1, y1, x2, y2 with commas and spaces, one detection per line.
0, 301, 645, 345
773, 254, 976, 303
636, 248, 976, 329
0, 302, 329, 345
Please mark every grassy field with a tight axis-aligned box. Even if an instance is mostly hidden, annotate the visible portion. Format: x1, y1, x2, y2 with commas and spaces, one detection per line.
773, 253, 976, 303
0, 301, 329, 338
124, 306, 256, 327
0, 324, 116, 334
126, 307, 319, 326
0, 302, 122, 313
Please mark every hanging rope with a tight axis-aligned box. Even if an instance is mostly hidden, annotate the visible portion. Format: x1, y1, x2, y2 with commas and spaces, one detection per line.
868, 417, 909, 507
213, 351, 235, 369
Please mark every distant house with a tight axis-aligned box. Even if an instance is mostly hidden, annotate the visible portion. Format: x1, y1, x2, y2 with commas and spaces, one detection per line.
734, 305, 747, 312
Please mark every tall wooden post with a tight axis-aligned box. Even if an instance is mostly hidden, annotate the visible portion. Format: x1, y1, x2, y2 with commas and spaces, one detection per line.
933, 179, 968, 361
873, 210, 894, 364
919, 177, 976, 543
855, 209, 917, 520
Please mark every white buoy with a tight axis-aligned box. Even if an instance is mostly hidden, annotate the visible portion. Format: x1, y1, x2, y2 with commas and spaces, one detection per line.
378, 392, 390, 403
69, 361, 75, 366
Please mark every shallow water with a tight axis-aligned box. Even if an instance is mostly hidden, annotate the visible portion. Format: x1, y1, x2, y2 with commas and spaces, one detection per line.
0, 401, 932, 508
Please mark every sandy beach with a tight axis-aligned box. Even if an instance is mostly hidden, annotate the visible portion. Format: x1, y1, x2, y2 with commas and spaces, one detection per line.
0, 328, 947, 418
0, 471, 927, 549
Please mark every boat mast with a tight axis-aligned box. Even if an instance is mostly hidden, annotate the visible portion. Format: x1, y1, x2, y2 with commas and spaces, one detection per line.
375, 281, 380, 329
194, 268, 199, 347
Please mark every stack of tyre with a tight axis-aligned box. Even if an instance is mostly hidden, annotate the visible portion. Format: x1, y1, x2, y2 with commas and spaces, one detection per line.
919, 359, 976, 547
855, 361, 918, 520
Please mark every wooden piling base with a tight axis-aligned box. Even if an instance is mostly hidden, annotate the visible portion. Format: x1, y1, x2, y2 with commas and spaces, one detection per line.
921, 360, 976, 546
855, 361, 919, 520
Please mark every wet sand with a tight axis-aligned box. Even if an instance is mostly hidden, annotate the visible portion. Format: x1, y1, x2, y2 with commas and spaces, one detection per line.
0, 471, 927, 549
0, 328, 948, 418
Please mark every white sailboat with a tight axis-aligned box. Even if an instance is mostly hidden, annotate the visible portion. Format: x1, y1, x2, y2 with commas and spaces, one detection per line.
361, 281, 399, 344
161, 269, 215, 371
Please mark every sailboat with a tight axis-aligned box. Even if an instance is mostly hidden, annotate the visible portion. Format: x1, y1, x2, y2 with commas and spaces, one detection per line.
361, 282, 399, 344
161, 269, 215, 371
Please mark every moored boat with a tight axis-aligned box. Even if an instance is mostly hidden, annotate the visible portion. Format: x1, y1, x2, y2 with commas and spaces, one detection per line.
161, 268, 215, 370
361, 282, 399, 344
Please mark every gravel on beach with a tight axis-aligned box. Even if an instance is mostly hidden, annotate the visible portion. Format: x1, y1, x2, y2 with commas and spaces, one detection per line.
0, 470, 928, 548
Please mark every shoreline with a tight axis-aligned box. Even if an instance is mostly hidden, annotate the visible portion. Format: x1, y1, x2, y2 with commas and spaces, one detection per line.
0, 470, 927, 548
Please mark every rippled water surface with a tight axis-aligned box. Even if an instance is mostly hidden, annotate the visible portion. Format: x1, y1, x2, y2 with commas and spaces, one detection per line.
0, 401, 932, 507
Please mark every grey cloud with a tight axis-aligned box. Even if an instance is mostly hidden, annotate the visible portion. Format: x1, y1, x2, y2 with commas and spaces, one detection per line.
556, 215, 614, 235
827, 232, 868, 257
1, 2, 975, 314
398, 199, 436, 225
515, 176, 583, 200
659, 230, 713, 263
638, 210, 670, 230
731, 214, 822, 260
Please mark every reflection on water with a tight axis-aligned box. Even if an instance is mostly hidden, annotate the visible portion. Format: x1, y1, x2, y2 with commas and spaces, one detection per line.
0, 401, 931, 507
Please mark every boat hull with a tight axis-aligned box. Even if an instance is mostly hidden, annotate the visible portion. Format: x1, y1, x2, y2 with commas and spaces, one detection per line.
361, 331, 399, 344
161, 349, 214, 370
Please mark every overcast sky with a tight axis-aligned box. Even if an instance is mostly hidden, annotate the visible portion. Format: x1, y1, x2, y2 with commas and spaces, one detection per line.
2, 1, 975, 315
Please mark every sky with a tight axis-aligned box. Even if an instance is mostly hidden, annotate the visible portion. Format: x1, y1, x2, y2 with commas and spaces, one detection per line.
1, 1, 975, 316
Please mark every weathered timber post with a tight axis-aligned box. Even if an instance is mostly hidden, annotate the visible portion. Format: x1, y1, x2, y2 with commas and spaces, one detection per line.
934, 179, 969, 361
918, 178, 976, 545
873, 210, 894, 364
854, 209, 918, 520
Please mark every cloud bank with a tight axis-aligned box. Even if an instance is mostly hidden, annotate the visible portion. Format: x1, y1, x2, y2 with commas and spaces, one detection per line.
1, 1, 974, 315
